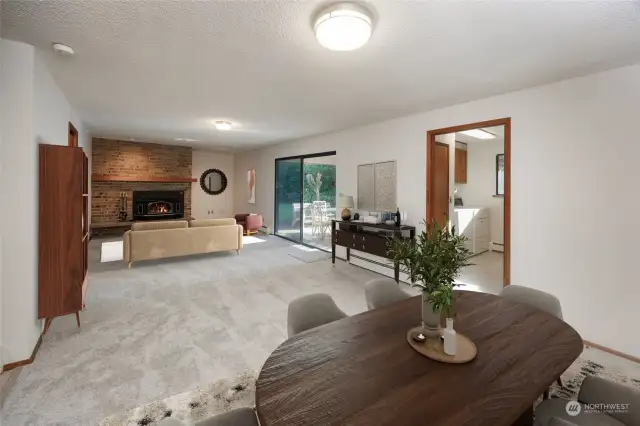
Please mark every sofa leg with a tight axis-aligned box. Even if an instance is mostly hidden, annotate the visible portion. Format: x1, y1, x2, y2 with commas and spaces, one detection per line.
128, 262, 132, 268
236, 249, 240, 255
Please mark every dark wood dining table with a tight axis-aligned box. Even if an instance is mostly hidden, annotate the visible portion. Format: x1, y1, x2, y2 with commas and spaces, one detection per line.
255, 291, 583, 426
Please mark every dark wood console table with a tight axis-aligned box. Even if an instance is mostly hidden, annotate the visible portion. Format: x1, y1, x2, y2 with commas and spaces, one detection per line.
331, 220, 416, 282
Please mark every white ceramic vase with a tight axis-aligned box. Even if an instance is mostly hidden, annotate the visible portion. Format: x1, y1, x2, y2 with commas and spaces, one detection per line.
443, 318, 457, 355
421, 292, 441, 339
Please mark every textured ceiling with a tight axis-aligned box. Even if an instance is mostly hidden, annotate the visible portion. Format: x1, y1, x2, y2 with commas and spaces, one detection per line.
2, 1, 640, 150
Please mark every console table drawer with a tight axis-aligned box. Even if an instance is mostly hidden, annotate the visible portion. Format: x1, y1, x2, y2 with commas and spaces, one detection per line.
357, 235, 390, 257
334, 230, 355, 247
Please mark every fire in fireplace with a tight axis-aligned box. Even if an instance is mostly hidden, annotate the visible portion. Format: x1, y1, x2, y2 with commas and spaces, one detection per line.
133, 190, 184, 221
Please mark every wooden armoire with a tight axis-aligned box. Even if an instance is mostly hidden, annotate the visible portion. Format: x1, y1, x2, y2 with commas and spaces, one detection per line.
38, 144, 89, 333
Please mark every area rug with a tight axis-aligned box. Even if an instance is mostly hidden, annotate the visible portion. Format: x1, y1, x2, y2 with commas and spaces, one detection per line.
101, 241, 124, 263
549, 347, 640, 399
99, 371, 257, 426
242, 236, 267, 245
288, 244, 331, 263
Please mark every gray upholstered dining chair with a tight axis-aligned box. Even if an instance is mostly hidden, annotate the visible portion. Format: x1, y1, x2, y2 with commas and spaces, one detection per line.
158, 407, 258, 426
499, 284, 565, 397
287, 293, 347, 337
364, 277, 412, 310
499, 285, 563, 319
535, 375, 640, 426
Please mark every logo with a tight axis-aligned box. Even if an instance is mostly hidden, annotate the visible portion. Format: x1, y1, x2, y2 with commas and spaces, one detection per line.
566, 401, 582, 416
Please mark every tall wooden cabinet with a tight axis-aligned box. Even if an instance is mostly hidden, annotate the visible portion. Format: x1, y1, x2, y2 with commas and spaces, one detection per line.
38, 144, 89, 333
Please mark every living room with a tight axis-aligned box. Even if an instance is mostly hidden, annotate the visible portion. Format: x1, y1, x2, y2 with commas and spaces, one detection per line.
2, 1, 640, 426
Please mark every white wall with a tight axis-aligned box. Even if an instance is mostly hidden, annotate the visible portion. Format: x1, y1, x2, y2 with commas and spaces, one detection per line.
0, 41, 90, 366
191, 150, 235, 219
234, 63, 640, 357
456, 138, 504, 245
0, 40, 40, 366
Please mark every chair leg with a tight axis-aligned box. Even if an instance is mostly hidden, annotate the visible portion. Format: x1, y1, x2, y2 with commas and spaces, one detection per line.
75, 311, 81, 328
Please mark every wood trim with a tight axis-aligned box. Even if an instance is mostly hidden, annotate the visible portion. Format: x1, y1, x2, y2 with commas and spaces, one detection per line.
2, 336, 43, 372
427, 117, 511, 286
92, 174, 197, 183
68, 122, 78, 148
584, 340, 640, 364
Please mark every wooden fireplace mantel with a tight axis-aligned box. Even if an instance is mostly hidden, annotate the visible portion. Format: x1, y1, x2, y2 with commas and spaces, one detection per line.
92, 174, 197, 183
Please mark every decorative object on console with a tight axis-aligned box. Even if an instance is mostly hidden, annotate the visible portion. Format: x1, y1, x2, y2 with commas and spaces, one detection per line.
199, 168, 228, 195
388, 220, 471, 340
38, 144, 89, 334
235, 213, 263, 236
248, 169, 256, 204
357, 161, 397, 212
395, 207, 401, 227
353, 212, 360, 221
338, 194, 354, 221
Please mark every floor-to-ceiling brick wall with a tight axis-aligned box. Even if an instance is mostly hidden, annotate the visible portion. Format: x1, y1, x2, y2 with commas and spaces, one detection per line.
91, 138, 193, 223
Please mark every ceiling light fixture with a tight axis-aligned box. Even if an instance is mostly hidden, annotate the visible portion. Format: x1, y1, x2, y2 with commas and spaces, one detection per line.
459, 129, 496, 140
52, 43, 75, 56
174, 138, 197, 142
314, 3, 373, 51
214, 121, 233, 131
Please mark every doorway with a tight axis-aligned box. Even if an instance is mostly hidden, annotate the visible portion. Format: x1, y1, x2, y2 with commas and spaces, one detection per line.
274, 151, 337, 251
426, 118, 511, 289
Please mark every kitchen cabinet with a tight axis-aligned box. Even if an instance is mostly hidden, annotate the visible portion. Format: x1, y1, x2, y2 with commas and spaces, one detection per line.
455, 148, 467, 183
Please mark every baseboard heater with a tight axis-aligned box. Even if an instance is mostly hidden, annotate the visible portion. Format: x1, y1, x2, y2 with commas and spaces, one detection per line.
491, 242, 504, 252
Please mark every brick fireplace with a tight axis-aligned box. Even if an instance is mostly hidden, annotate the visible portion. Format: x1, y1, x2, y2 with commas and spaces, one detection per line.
91, 139, 193, 224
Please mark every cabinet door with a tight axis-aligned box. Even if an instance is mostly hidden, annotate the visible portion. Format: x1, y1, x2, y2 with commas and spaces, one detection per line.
455, 148, 467, 184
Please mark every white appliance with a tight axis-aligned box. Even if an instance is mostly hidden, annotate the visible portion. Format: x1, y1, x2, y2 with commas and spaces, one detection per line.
453, 207, 490, 255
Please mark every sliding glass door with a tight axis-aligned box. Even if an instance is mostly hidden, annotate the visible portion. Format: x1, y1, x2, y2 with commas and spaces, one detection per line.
275, 152, 337, 250
275, 158, 303, 242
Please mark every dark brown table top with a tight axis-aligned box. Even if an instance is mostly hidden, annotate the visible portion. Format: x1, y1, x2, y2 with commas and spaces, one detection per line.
256, 291, 583, 426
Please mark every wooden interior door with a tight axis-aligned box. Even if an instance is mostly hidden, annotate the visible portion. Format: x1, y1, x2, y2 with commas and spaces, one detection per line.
433, 142, 450, 229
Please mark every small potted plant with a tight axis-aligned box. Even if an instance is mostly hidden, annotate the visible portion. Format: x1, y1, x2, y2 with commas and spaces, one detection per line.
388, 220, 471, 339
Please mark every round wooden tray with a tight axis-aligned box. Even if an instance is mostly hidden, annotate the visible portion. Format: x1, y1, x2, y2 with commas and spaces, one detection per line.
406, 326, 477, 364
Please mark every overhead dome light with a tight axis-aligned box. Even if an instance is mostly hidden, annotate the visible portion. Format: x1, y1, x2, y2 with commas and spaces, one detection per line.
214, 121, 233, 131
52, 43, 75, 56
314, 3, 373, 51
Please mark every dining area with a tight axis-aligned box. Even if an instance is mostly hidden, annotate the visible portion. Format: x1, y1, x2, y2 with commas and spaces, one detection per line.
159, 219, 639, 426
162, 282, 640, 426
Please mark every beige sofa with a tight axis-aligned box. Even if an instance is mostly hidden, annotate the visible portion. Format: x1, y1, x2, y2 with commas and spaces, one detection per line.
123, 218, 243, 267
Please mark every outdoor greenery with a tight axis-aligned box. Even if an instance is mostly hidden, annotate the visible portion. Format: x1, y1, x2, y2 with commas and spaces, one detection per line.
275, 160, 336, 228
388, 220, 472, 317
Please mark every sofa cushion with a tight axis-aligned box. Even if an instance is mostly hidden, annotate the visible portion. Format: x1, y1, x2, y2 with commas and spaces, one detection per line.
131, 220, 188, 231
190, 218, 236, 227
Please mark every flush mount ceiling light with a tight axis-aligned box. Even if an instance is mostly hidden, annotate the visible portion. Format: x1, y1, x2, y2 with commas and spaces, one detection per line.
174, 138, 197, 142
459, 129, 496, 140
314, 3, 373, 51
214, 121, 233, 131
52, 43, 75, 56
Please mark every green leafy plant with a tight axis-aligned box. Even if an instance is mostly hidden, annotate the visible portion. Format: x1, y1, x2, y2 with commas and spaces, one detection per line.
388, 220, 472, 316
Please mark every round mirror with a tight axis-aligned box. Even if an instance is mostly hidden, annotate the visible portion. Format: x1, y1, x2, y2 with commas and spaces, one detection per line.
200, 169, 228, 195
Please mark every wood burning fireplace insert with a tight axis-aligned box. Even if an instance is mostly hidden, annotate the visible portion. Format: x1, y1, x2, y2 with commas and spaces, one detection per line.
133, 190, 184, 221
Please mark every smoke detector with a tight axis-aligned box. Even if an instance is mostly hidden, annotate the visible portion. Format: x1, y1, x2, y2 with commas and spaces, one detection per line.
52, 43, 75, 56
